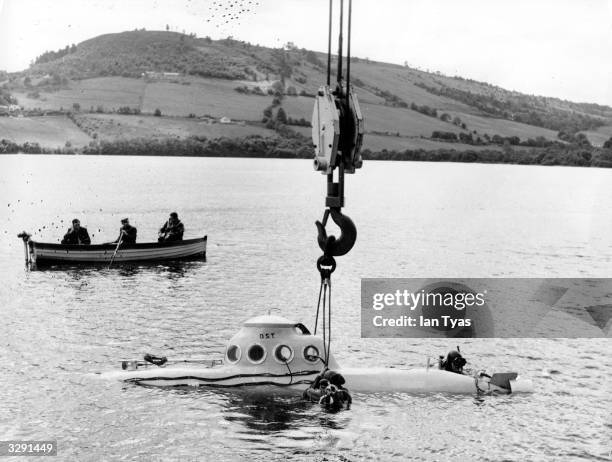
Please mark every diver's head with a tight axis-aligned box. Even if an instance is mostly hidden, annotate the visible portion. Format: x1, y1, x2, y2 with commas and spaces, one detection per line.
326, 384, 338, 395
323, 370, 346, 388
447, 350, 466, 372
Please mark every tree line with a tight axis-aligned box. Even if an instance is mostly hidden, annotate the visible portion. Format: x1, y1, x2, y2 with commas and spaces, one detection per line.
34, 44, 78, 65
3, 136, 612, 168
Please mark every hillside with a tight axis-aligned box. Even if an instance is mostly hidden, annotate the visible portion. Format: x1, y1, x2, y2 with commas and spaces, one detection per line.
2, 30, 612, 161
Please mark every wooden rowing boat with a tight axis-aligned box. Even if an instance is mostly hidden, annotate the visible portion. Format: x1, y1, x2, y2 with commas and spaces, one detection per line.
18, 234, 207, 268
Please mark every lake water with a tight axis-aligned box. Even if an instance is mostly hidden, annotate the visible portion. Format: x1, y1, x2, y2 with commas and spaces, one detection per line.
0, 155, 611, 461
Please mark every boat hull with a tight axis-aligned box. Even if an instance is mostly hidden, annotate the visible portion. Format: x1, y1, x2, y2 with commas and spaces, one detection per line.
29, 236, 207, 267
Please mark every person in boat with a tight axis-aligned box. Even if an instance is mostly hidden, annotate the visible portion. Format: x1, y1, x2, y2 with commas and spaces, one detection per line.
303, 368, 352, 409
61, 219, 91, 245
158, 212, 184, 242
439, 350, 467, 374
113, 218, 137, 245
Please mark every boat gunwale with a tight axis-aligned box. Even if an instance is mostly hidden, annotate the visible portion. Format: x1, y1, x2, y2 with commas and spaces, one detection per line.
31, 235, 207, 251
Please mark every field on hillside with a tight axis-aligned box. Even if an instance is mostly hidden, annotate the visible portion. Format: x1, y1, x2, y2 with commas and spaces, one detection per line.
14, 76, 275, 122
291, 126, 515, 152
13, 77, 146, 112
282, 59, 387, 106
282, 94, 557, 142
277, 96, 312, 121
282, 96, 466, 137
0, 116, 91, 147
583, 125, 612, 147
363, 134, 499, 152
12, 75, 561, 143
79, 114, 276, 140
140, 80, 270, 120
448, 112, 559, 139
348, 60, 480, 114
360, 103, 467, 137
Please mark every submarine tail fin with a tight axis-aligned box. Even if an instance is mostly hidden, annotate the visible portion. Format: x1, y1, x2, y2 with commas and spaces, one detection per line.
489, 372, 519, 391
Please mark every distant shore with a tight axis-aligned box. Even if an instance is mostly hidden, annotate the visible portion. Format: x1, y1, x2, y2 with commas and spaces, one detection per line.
2, 136, 611, 168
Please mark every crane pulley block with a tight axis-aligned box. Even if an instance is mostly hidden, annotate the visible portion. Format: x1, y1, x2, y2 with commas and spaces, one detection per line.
312, 84, 364, 175
343, 85, 364, 173
312, 85, 340, 174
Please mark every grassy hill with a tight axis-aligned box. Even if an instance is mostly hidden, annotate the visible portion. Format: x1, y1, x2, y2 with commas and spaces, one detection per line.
29, 31, 253, 80
2, 30, 612, 160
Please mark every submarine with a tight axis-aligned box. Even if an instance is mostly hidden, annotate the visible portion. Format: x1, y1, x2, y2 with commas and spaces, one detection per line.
101, 314, 534, 395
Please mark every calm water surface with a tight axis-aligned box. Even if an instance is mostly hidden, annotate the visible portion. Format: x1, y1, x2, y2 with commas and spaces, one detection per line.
0, 155, 611, 461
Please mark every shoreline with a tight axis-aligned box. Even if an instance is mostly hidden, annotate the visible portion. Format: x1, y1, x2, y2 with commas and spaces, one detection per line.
2, 141, 611, 169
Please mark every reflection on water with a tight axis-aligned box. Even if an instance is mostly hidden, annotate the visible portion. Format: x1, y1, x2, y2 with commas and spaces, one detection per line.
116, 265, 142, 278
223, 392, 315, 432
157, 261, 205, 278
1, 156, 611, 461
31, 259, 205, 275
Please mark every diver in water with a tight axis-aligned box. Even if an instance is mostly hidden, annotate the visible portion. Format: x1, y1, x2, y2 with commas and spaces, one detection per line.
440, 350, 467, 374
303, 368, 352, 410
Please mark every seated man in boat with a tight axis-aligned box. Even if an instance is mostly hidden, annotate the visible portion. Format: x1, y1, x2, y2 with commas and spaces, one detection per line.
439, 350, 467, 374
158, 212, 184, 242
61, 219, 91, 245
113, 218, 137, 245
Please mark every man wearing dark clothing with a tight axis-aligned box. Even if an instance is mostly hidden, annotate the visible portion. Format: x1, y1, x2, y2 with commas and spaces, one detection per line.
158, 212, 184, 242
114, 218, 137, 245
440, 350, 467, 374
61, 219, 91, 245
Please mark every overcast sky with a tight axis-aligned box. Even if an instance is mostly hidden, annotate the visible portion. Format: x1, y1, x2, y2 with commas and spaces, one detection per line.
1, 0, 611, 105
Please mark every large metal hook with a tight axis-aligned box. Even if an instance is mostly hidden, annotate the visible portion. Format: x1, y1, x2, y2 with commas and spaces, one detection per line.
315, 208, 357, 257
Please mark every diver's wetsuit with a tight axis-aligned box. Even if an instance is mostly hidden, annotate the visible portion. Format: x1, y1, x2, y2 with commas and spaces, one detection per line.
303, 369, 352, 409
440, 351, 467, 374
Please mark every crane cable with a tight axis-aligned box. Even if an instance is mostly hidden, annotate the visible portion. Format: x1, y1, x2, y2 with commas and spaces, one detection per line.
313, 0, 353, 367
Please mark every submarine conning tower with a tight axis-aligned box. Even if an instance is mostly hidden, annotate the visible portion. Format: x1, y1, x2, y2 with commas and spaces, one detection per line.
224, 315, 338, 372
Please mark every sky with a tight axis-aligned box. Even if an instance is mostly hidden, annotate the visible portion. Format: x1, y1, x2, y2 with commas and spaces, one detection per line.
0, 0, 611, 105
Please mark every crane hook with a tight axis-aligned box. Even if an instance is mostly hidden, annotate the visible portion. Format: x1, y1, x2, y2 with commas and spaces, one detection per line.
315, 208, 357, 257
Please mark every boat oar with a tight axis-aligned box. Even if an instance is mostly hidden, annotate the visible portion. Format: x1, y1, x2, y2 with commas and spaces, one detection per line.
108, 233, 123, 269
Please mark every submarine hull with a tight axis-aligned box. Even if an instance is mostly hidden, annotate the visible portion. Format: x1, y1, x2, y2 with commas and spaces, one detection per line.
340, 367, 534, 394
101, 365, 533, 394
101, 366, 319, 388
100, 316, 533, 394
